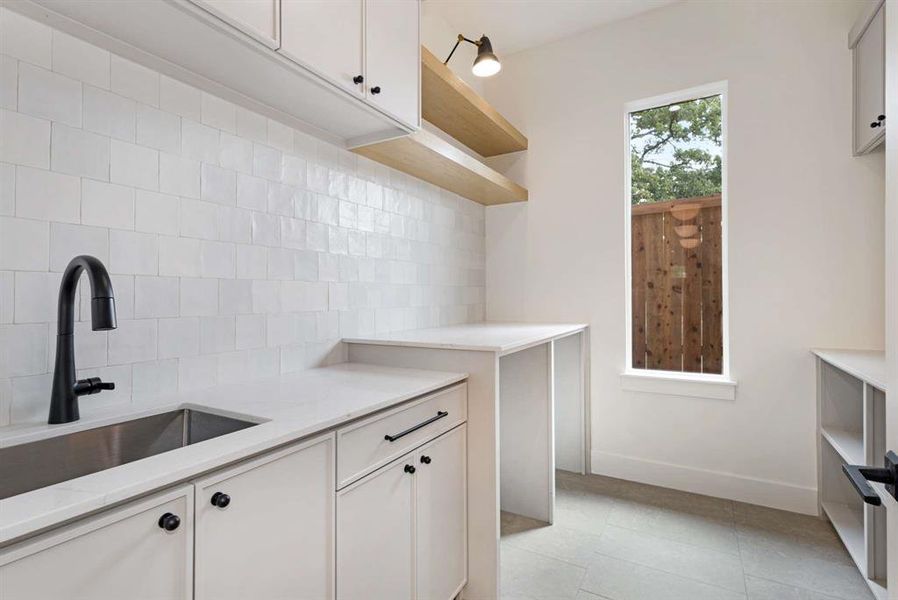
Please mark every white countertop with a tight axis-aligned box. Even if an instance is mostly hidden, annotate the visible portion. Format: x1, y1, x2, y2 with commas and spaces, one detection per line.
0, 363, 466, 546
345, 322, 588, 355
812, 348, 886, 392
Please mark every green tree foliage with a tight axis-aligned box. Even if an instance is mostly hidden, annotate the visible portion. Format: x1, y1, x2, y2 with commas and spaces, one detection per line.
630, 95, 722, 205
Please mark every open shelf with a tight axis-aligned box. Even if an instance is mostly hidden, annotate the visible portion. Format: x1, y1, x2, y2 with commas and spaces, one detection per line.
351, 128, 528, 206
421, 47, 528, 157
822, 501, 866, 573
822, 426, 863, 465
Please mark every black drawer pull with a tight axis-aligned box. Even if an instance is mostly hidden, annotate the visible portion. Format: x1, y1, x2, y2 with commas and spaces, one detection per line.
384, 411, 448, 442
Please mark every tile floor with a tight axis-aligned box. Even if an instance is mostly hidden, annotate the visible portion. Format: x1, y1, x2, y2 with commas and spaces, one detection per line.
499, 471, 875, 600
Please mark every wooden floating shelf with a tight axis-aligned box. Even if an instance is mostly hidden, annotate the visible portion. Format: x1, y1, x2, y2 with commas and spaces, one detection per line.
421, 47, 528, 157
352, 128, 528, 206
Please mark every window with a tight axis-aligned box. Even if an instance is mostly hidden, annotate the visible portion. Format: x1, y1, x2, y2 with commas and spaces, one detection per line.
626, 84, 728, 377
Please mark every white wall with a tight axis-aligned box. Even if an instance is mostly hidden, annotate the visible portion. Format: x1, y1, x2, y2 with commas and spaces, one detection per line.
482, 0, 885, 513
0, 8, 485, 427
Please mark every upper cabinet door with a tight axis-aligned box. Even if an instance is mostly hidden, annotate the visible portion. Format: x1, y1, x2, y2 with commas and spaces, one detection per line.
193, 0, 280, 48
0, 486, 193, 600
852, 2, 885, 154
194, 434, 336, 600
280, 0, 364, 96
365, 0, 420, 128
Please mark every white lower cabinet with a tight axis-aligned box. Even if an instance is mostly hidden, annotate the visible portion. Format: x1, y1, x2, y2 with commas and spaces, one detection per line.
0, 486, 194, 600
194, 433, 335, 600
337, 424, 467, 600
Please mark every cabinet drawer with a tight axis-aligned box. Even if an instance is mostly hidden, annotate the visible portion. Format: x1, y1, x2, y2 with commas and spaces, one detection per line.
336, 383, 466, 488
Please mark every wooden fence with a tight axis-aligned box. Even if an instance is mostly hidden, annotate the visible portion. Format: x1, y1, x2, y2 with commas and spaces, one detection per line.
631, 194, 722, 374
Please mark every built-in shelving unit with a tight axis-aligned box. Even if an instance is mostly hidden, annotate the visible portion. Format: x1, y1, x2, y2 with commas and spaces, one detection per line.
351, 47, 529, 206
420, 47, 528, 157
815, 348, 888, 600
352, 128, 527, 206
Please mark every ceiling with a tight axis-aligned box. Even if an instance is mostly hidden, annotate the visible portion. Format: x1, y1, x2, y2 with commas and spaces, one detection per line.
424, 0, 679, 56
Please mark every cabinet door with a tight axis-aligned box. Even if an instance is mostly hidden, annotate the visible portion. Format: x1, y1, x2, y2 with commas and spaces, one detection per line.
280, 0, 364, 96
0, 486, 193, 600
416, 425, 467, 600
193, 0, 280, 48
365, 0, 420, 127
337, 453, 416, 600
854, 4, 885, 153
194, 433, 335, 600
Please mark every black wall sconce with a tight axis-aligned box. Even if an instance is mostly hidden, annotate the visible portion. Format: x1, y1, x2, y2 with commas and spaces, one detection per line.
444, 34, 501, 77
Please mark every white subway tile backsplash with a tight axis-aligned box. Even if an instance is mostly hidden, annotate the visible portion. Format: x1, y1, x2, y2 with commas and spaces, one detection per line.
253, 143, 281, 181
1, 55, 17, 110
180, 198, 218, 240
135, 190, 179, 235
182, 119, 219, 164
0, 271, 12, 323
0, 323, 48, 377
202, 163, 236, 205
158, 317, 200, 359
0, 12, 484, 424
132, 359, 178, 401
236, 106, 267, 143
236, 244, 267, 279
134, 276, 178, 318
108, 318, 156, 364
236, 313, 265, 350
180, 277, 218, 316
219, 132, 253, 174
200, 315, 235, 354
160, 75, 201, 121
1, 216, 48, 270
219, 279, 252, 314
109, 230, 157, 275
159, 235, 201, 276
200, 240, 235, 279
82, 179, 135, 229
1, 109, 50, 168
0, 8, 51, 68
83, 86, 136, 142
18, 63, 81, 127
51, 30, 109, 90
15, 165, 80, 223
237, 172, 267, 211
136, 105, 181, 153
178, 353, 217, 390
159, 152, 200, 198
111, 55, 159, 106
110, 139, 158, 190
51, 123, 110, 181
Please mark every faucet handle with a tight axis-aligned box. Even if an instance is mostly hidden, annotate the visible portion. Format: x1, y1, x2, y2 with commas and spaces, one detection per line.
73, 377, 115, 397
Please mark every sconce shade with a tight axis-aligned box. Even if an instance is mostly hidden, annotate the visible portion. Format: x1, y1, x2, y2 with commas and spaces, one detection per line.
472, 36, 501, 77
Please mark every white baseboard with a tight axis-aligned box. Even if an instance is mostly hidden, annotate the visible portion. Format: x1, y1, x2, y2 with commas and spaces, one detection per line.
591, 450, 818, 515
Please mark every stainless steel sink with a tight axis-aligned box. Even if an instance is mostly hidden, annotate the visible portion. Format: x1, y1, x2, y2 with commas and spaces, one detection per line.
0, 409, 258, 500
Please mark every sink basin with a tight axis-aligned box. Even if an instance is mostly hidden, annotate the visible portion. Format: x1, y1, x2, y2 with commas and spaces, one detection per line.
0, 409, 258, 500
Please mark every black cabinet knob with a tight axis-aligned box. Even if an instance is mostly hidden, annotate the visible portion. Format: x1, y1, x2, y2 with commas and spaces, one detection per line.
211, 492, 231, 509
420, 455, 432, 464
871, 121, 882, 128
877, 115, 886, 121
370, 86, 381, 95
353, 75, 364, 84
158, 513, 181, 531
404, 464, 416, 474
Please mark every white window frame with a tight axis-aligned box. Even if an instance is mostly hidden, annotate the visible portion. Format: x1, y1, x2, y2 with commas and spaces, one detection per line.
621, 81, 736, 400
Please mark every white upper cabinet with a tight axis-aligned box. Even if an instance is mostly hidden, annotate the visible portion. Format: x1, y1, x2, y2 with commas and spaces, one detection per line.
850, 0, 885, 155
194, 0, 280, 48
365, 0, 421, 128
280, 0, 364, 96
194, 434, 335, 600
0, 486, 193, 600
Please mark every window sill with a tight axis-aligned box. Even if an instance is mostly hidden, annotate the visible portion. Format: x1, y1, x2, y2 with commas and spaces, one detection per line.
620, 370, 737, 400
